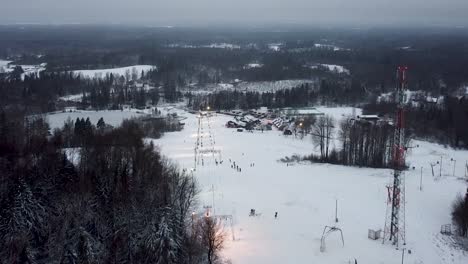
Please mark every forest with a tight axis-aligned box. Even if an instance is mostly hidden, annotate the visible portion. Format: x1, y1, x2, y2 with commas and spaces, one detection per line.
0, 109, 223, 263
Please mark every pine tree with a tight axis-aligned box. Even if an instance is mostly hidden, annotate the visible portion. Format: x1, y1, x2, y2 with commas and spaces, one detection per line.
96, 118, 106, 130
141, 211, 181, 264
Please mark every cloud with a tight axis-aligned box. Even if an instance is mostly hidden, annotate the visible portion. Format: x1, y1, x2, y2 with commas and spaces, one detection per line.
1, 0, 467, 26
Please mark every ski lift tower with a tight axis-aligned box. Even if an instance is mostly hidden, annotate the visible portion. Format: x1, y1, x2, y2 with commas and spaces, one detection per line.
383, 66, 408, 248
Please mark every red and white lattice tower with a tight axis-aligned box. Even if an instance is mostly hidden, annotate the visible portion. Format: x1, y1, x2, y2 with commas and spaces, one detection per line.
383, 66, 408, 248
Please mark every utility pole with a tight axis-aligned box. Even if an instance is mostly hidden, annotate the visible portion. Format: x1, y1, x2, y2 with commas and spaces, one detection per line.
450, 158, 456, 177
419, 167, 423, 191
212, 184, 216, 216
401, 248, 406, 264
465, 161, 468, 178
439, 156, 443, 178
335, 199, 339, 223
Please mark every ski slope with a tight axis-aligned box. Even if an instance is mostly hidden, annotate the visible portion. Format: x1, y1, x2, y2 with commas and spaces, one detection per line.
153, 106, 468, 264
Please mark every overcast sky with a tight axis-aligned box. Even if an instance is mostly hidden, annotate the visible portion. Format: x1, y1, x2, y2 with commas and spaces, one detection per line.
1, 0, 467, 27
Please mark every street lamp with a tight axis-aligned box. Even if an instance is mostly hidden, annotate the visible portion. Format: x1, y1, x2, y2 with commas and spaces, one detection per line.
207, 106, 211, 111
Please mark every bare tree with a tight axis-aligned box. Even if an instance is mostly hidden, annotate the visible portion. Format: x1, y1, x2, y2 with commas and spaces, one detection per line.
312, 115, 334, 160
199, 217, 226, 264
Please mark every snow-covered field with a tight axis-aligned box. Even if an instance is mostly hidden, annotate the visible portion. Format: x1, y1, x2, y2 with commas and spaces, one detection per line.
46, 109, 151, 129
152, 106, 468, 264
72, 65, 156, 79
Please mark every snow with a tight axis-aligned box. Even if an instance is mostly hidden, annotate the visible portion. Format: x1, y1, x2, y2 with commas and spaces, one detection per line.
204, 43, 241, 49
58, 93, 86, 102
0, 59, 12, 72
244, 63, 263, 69
72, 65, 156, 79
313, 64, 350, 74
152, 106, 468, 264
399, 46, 412, 50
167, 43, 241, 49
232, 80, 316, 92
46, 109, 150, 129
314, 43, 348, 51
1, 62, 46, 79
268, 43, 283, 52
183, 80, 317, 95
63, 148, 81, 166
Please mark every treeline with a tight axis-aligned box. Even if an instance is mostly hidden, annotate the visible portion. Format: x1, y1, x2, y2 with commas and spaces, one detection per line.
4, 26, 468, 95
0, 109, 220, 263
0, 69, 175, 114
304, 116, 395, 169
0, 71, 93, 113
337, 118, 395, 168
188, 83, 316, 110
188, 79, 366, 111
364, 95, 468, 149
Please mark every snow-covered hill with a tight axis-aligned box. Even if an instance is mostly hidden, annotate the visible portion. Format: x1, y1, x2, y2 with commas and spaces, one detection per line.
152, 106, 468, 264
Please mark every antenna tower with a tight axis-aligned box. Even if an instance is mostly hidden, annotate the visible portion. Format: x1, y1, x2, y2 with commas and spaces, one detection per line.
383, 66, 408, 248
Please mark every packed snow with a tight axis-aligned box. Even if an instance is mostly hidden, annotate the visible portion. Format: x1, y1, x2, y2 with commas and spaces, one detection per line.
152, 106, 468, 264
72, 65, 156, 79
